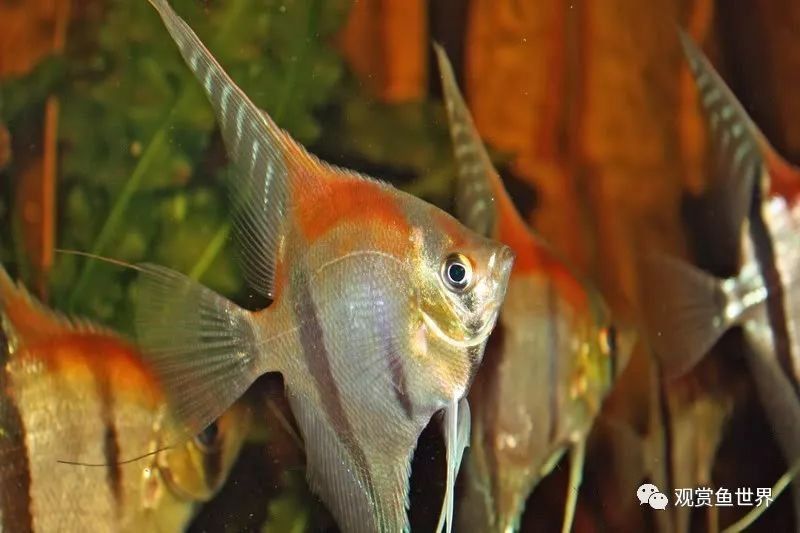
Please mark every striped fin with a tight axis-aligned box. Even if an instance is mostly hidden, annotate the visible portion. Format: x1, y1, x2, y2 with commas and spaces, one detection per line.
678, 31, 778, 237
434, 44, 499, 238
147, 0, 297, 299
134, 264, 261, 444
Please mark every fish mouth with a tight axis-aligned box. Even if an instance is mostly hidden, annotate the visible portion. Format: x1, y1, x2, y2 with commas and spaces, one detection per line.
422, 304, 500, 349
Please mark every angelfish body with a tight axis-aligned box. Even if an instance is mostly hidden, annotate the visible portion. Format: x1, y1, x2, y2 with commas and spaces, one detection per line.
644, 33, 800, 526
0, 266, 249, 533
434, 48, 630, 533
136, 2, 514, 533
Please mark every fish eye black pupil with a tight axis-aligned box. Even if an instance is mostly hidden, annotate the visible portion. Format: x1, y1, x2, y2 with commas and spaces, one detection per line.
448, 263, 466, 284
196, 422, 219, 448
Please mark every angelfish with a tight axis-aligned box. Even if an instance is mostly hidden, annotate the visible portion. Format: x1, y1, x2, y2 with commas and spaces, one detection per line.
434, 46, 633, 533
643, 32, 800, 527
0, 265, 250, 532
136, 2, 515, 532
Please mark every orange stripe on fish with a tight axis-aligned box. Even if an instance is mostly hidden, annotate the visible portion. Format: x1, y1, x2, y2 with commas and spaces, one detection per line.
0, 267, 72, 344
14, 334, 165, 408
295, 177, 411, 245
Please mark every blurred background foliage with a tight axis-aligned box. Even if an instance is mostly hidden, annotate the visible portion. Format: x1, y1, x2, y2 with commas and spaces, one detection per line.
0, 0, 455, 338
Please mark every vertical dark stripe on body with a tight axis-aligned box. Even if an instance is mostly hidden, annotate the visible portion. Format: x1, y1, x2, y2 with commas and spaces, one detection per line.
289, 269, 378, 514
546, 279, 561, 443
95, 373, 122, 505
377, 305, 413, 419
0, 324, 34, 533
748, 184, 800, 397
386, 345, 414, 420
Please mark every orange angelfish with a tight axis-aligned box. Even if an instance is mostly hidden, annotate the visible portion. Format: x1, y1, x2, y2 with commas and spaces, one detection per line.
434, 46, 634, 533
0, 265, 250, 532
134, 2, 515, 532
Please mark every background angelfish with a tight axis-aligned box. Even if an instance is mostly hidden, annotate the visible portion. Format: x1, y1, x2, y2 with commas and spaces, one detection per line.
434, 47, 633, 533
136, 2, 514, 532
644, 32, 800, 528
0, 265, 250, 533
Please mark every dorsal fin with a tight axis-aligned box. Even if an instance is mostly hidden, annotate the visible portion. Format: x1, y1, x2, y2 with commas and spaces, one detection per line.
148, 0, 317, 299
679, 30, 800, 216
433, 44, 530, 241
0, 265, 109, 346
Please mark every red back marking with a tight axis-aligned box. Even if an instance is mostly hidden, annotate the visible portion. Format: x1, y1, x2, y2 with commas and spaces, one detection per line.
294, 170, 412, 252
492, 175, 589, 311
765, 142, 800, 204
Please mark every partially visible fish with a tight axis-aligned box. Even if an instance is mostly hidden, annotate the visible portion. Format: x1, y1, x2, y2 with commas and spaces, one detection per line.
137, 2, 514, 532
643, 32, 800, 528
0, 122, 9, 170
434, 46, 634, 533
0, 265, 250, 532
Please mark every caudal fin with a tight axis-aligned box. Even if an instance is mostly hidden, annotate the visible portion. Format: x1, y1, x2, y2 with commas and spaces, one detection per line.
641, 254, 737, 379
134, 264, 261, 443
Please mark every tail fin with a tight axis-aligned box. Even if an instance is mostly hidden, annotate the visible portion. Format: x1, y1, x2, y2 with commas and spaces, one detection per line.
134, 264, 261, 444
641, 255, 740, 379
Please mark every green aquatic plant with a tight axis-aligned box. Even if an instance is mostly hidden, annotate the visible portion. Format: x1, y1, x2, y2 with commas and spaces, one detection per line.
1, 0, 348, 334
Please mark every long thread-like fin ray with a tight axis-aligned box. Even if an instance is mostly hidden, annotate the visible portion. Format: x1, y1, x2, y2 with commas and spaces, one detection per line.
133, 264, 260, 443
147, 0, 296, 298
434, 44, 501, 238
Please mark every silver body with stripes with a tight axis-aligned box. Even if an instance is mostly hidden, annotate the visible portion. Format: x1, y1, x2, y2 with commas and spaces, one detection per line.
138, 2, 514, 532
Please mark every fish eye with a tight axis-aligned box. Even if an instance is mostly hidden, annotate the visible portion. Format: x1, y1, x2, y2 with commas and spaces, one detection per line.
599, 325, 617, 355
441, 253, 473, 291
194, 421, 220, 452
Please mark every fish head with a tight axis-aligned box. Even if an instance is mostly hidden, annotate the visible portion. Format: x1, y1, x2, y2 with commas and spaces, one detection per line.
154, 401, 251, 503
405, 205, 514, 405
